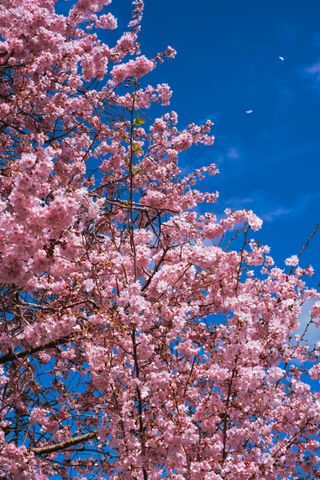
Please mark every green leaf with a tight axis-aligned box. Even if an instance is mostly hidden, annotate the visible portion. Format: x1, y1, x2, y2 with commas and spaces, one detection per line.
135, 114, 145, 125
132, 143, 142, 154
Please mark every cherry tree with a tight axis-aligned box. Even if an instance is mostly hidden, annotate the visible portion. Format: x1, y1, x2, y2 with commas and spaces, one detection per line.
0, 0, 319, 478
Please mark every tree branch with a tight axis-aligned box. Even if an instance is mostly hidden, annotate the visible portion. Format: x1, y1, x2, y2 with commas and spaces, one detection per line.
0, 336, 72, 365
31, 431, 97, 455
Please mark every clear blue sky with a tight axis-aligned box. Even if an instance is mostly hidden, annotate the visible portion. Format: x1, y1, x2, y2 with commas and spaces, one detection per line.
108, 0, 320, 280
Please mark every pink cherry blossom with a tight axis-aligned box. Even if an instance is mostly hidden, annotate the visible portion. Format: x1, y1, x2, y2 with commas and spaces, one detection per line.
0, 0, 318, 479
111, 55, 155, 84
285, 254, 299, 266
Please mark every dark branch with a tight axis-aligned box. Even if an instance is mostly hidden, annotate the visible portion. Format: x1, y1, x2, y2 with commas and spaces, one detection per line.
31, 431, 97, 455
0, 335, 72, 365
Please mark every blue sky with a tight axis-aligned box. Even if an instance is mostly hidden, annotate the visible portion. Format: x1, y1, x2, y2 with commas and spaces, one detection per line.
106, 0, 320, 281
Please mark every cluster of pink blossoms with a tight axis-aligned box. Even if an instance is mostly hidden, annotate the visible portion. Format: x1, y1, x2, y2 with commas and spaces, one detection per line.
0, 0, 318, 479
111, 55, 155, 84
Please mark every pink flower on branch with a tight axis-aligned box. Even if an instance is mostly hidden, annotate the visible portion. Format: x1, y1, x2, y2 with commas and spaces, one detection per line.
111, 55, 155, 84
0, 0, 318, 479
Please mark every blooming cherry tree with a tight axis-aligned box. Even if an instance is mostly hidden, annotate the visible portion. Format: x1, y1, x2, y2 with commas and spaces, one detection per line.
0, 0, 319, 479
